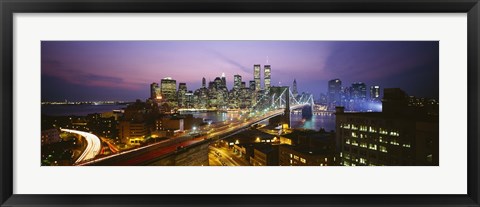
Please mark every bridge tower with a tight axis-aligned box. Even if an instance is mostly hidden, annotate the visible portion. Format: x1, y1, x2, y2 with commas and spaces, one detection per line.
283, 86, 290, 128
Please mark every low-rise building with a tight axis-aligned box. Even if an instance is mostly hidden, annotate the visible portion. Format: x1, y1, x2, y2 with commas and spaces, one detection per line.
279, 144, 334, 166
118, 121, 150, 145
250, 144, 278, 166
278, 129, 336, 166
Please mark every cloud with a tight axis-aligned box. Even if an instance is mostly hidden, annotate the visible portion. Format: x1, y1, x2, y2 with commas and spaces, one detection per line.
42, 58, 142, 90
206, 49, 251, 73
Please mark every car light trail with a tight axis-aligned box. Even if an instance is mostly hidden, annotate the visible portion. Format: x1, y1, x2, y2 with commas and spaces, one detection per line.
81, 104, 308, 165
61, 129, 101, 164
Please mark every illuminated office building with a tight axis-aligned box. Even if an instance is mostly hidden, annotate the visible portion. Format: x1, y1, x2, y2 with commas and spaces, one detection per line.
249, 80, 255, 91
221, 72, 227, 88
177, 83, 187, 108
335, 88, 439, 166
264, 65, 271, 91
150, 82, 161, 100
161, 77, 177, 107
351, 82, 367, 100
254, 64, 261, 92
328, 79, 342, 109
234, 74, 242, 91
370, 85, 381, 101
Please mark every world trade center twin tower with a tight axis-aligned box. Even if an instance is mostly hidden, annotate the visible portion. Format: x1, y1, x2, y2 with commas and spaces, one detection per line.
254, 64, 271, 92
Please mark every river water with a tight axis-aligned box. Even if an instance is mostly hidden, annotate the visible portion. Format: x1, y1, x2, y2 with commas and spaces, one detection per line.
181, 111, 336, 132
42, 105, 336, 132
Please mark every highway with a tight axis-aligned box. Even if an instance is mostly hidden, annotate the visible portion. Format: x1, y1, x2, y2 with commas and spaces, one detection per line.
209, 146, 250, 166
61, 128, 102, 164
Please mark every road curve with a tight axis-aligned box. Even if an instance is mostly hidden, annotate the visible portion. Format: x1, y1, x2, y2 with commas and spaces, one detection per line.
61, 128, 102, 164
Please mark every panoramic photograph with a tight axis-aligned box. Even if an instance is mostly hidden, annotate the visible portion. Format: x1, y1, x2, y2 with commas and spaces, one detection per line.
41, 41, 439, 166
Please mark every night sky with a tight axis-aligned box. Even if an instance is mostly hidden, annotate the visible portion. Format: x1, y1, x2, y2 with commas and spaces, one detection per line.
41, 41, 439, 102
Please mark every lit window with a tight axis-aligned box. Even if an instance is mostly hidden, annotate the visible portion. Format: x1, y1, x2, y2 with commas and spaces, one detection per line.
379, 146, 388, 153
360, 126, 368, 132
390, 131, 400, 136
390, 139, 400, 146
300, 158, 306, 163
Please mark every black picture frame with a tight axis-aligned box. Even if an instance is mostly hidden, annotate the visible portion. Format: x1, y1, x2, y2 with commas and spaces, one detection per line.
1, 0, 479, 206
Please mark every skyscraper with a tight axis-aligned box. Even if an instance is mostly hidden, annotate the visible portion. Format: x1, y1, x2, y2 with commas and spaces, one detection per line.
292, 79, 298, 98
254, 64, 261, 92
264, 65, 271, 91
214, 77, 222, 89
202, 77, 206, 88
178, 83, 187, 107
161, 77, 177, 107
351, 82, 367, 100
328, 79, 342, 109
150, 82, 160, 100
234, 74, 242, 91
370, 85, 381, 101
221, 72, 227, 88
249, 80, 256, 91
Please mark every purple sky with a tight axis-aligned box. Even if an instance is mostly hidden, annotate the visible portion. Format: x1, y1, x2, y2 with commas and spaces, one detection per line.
41, 41, 439, 102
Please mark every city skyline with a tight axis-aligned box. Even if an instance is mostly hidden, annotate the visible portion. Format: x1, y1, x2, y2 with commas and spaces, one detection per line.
42, 41, 439, 101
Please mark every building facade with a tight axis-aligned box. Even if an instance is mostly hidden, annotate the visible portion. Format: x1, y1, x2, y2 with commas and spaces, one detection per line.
150, 82, 161, 100
328, 79, 342, 110
254, 64, 261, 92
335, 88, 439, 166
160, 77, 177, 107
370, 85, 381, 101
279, 144, 335, 166
177, 83, 187, 108
264, 64, 271, 92
234, 74, 242, 91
